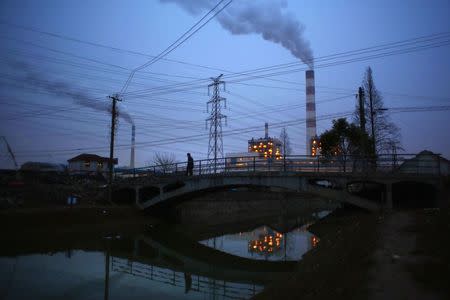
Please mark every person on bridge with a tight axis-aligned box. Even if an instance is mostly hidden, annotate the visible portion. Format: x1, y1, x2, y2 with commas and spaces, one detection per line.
186, 153, 194, 176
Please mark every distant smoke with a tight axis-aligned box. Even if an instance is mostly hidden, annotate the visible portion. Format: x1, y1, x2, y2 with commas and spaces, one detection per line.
161, 0, 314, 68
7, 61, 134, 125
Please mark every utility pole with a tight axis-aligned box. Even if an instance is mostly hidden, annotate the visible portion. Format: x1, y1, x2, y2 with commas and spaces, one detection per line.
108, 94, 121, 203
358, 87, 367, 159
368, 81, 376, 157
358, 87, 366, 133
1, 136, 18, 170
206, 74, 227, 174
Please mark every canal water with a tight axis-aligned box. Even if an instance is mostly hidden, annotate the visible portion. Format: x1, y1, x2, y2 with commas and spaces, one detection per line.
0, 193, 336, 300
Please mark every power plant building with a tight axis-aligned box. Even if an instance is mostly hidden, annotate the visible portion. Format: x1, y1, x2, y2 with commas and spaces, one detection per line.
248, 123, 282, 159
311, 137, 321, 157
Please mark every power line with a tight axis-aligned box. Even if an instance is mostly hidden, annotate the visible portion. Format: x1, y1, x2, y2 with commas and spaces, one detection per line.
3, 29, 448, 102
120, 0, 232, 94
222, 32, 450, 80
225, 40, 450, 83
0, 20, 230, 74
8, 104, 449, 156
118, 33, 449, 99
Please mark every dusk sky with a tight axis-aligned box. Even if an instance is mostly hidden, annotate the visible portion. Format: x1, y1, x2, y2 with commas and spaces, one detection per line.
0, 0, 449, 169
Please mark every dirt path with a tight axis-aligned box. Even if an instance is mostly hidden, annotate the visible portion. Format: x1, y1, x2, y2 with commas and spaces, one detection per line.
368, 212, 439, 300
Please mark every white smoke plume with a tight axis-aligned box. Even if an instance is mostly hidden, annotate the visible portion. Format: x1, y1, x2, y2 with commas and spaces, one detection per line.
7, 60, 134, 125
160, 0, 314, 68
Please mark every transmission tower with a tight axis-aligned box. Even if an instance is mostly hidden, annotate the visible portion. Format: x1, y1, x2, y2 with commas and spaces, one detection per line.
206, 74, 227, 173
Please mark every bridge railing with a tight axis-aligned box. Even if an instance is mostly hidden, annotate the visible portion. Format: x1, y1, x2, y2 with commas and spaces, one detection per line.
111, 256, 263, 299
114, 153, 445, 178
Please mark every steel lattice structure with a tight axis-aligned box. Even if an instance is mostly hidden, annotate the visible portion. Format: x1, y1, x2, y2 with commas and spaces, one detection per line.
206, 74, 227, 173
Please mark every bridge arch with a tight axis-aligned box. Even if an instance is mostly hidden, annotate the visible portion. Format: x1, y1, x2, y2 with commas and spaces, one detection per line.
113, 187, 136, 204
138, 186, 160, 204
137, 175, 380, 212
392, 181, 437, 209
143, 181, 301, 208
345, 180, 387, 206
142, 183, 293, 210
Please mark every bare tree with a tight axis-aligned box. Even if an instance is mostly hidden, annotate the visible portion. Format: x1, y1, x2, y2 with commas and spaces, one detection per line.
279, 127, 292, 156
354, 67, 402, 156
152, 152, 176, 173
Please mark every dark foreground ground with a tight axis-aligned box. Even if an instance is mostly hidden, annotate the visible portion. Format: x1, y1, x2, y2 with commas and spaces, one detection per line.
0, 206, 448, 299
255, 208, 450, 300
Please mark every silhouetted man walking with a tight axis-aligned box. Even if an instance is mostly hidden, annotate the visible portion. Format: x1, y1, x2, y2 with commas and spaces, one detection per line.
186, 153, 194, 176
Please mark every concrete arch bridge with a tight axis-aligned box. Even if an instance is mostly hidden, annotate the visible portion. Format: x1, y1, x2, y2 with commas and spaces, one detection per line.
120, 172, 444, 212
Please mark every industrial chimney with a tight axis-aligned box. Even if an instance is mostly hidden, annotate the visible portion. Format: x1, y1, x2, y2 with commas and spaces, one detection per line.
265, 122, 269, 139
130, 125, 135, 169
305, 70, 317, 155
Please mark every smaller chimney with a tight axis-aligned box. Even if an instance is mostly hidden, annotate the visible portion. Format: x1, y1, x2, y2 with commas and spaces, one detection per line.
265, 122, 269, 139
130, 125, 135, 169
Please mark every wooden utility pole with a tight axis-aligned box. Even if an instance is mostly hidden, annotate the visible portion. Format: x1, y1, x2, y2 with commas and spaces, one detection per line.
108, 94, 121, 203
368, 82, 376, 156
358, 87, 366, 133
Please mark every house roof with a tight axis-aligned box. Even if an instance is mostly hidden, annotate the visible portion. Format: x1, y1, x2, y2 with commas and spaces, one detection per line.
415, 150, 449, 162
68, 153, 118, 164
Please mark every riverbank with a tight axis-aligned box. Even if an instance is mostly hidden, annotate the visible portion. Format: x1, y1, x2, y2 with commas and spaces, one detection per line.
254, 208, 450, 300
0, 206, 158, 256
0, 205, 154, 232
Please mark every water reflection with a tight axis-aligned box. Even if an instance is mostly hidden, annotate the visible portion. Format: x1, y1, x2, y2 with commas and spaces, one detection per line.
248, 231, 283, 257
112, 257, 262, 299
0, 248, 263, 300
200, 224, 319, 261
0, 210, 329, 300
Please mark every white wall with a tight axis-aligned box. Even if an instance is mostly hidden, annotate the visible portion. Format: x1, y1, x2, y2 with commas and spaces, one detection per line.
68, 161, 110, 174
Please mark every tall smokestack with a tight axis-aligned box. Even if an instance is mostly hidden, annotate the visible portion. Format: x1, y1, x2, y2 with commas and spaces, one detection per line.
305, 70, 317, 155
130, 125, 135, 169
265, 122, 269, 139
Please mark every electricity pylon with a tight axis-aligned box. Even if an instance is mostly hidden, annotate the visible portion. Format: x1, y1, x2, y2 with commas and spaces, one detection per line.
206, 74, 227, 174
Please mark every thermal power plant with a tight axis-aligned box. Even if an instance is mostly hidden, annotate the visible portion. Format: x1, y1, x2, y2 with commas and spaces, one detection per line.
248, 123, 282, 159
130, 125, 135, 169
305, 70, 317, 156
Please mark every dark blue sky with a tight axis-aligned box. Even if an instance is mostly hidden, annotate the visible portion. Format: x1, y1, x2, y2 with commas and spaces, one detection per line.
0, 0, 449, 168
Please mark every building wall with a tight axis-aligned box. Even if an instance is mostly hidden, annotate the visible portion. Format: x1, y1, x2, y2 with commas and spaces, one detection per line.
68, 160, 110, 174
248, 138, 282, 159
225, 152, 260, 168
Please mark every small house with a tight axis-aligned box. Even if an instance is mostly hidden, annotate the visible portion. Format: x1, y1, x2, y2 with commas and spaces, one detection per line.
399, 150, 449, 175
67, 153, 117, 175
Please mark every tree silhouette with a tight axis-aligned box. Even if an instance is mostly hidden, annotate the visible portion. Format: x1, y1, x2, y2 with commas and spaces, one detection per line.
279, 127, 292, 156
354, 67, 402, 155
